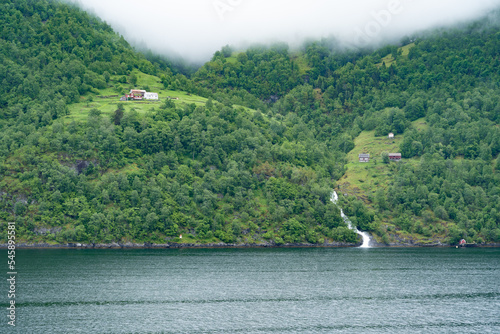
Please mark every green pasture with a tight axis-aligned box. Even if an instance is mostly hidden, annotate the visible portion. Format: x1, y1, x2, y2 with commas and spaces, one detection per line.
377, 42, 416, 68
64, 68, 265, 124
65, 70, 209, 123
340, 118, 427, 197
379, 54, 396, 68
400, 42, 415, 56
291, 53, 312, 76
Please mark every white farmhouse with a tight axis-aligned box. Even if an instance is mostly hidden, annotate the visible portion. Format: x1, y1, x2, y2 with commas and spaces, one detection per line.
144, 92, 159, 100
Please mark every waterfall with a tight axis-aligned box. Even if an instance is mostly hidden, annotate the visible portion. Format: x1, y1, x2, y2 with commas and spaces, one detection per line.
331, 191, 371, 248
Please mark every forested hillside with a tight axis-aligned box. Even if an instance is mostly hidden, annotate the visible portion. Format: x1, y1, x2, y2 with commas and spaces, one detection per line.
194, 21, 500, 244
0, 0, 499, 246
0, 0, 351, 246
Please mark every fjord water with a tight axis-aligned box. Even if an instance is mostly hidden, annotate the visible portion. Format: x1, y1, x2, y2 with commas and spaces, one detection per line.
1, 248, 499, 333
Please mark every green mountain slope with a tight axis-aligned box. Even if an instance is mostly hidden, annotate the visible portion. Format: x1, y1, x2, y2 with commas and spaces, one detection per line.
0, 0, 353, 246
1, 0, 499, 246
195, 19, 500, 245
294, 27, 500, 244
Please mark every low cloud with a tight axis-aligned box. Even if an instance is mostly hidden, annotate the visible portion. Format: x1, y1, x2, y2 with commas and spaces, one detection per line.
67, 0, 500, 63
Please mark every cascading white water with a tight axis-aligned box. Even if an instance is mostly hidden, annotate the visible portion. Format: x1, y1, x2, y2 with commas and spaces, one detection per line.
331, 191, 371, 248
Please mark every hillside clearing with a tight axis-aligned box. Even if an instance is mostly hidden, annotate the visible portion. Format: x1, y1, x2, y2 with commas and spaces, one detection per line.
339, 118, 427, 200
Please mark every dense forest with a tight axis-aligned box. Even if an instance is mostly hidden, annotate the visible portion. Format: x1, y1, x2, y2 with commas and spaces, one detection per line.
0, 0, 499, 246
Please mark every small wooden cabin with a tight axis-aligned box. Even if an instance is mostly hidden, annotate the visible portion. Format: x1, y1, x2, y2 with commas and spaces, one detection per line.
388, 133, 395, 139
389, 153, 402, 161
359, 154, 370, 163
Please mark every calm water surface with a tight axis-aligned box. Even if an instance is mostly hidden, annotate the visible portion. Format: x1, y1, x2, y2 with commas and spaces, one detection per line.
1, 247, 499, 333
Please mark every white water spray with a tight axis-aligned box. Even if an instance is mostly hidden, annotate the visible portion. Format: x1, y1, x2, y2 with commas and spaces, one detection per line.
331, 191, 371, 248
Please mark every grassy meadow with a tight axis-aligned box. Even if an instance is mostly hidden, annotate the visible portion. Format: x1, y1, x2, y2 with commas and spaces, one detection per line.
377, 42, 415, 68
65, 70, 209, 123
338, 117, 428, 202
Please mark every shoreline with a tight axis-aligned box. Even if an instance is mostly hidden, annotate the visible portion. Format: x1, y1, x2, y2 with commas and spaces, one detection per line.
0, 241, 359, 249
1, 242, 500, 249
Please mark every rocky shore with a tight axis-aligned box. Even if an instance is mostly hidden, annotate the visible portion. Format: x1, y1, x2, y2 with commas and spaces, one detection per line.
1, 241, 360, 249
2, 241, 500, 249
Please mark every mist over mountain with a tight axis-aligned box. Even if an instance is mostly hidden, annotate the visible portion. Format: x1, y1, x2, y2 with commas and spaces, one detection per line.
66, 0, 500, 63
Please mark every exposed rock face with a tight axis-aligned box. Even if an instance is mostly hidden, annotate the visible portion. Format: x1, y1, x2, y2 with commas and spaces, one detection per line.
74, 160, 91, 174
34, 227, 63, 235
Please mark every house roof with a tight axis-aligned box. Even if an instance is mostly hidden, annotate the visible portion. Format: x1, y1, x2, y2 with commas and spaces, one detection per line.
389, 153, 402, 156
359, 154, 370, 157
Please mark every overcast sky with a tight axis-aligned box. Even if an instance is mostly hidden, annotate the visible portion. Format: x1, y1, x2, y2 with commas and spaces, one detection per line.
67, 0, 500, 63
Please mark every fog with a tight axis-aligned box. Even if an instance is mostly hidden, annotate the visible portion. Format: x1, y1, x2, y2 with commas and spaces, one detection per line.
67, 0, 500, 64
